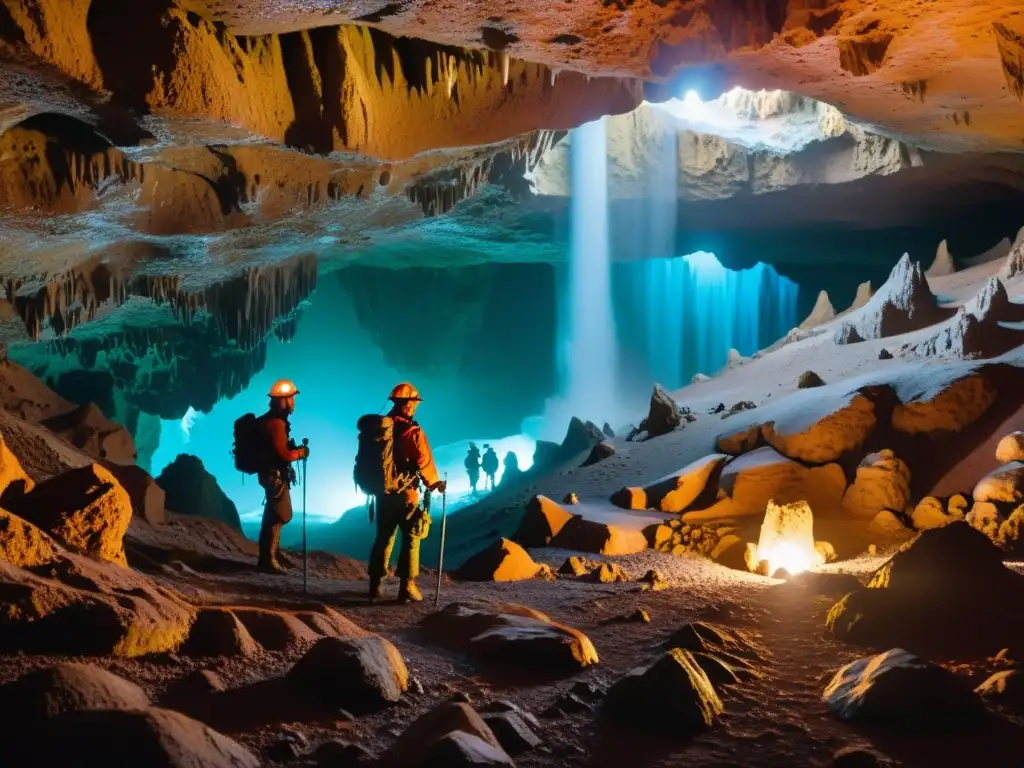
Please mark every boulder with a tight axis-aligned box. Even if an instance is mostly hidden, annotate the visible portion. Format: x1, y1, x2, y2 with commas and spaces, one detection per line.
39, 402, 136, 465
0, 548, 195, 657
9, 707, 259, 767
382, 701, 503, 768
605, 648, 724, 732
834, 323, 864, 344
156, 454, 241, 530
455, 538, 544, 582
514, 495, 572, 547
718, 447, 847, 518
0, 507, 60, 567
973, 462, 1024, 504
823, 648, 984, 723
644, 384, 687, 438
562, 492, 579, 505
966, 501, 1001, 540
975, 669, 1024, 708
911, 497, 950, 531
643, 454, 727, 514
10, 463, 133, 565
295, 606, 369, 640
691, 373, 711, 383
797, 371, 825, 388
182, 608, 260, 657
0, 428, 33, 501
0, 663, 150, 730
288, 635, 408, 713
422, 731, 515, 766
481, 711, 542, 755
550, 516, 648, 556
602, 422, 616, 438
233, 607, 321, 651
815, 540, 838, 563
557, 555, 597, 577
715, 424, 761, 455
610, 486, 647, 510
161, 670, 227, 703
826, 523, 1024, 657
998, 506, 1024, 552
947, 494, 970, 517
643, 523, 673, 549
762, 392, 878, 464
581, 441, 615, 467
996, 431, 1024, 463
842, 450, 911, 520
664, 621, 763, 660
892, 371, 996, 437
559, 417, 605, 459
421, 602, 598, 672
101, 463, 166, 526
583, 562, 630, 583
878, 348, 893, 360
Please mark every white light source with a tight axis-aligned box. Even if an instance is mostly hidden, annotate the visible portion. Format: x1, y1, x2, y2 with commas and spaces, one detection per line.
683, 89, 701, 107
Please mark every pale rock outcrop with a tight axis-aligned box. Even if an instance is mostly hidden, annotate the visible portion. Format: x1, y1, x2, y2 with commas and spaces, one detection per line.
834, 255, 947, 343
842, 450, 911, 520
926, 239, 956, 277
999, 225, 1024, 279
421, 602, 598, 672
691, 373, 711, 383
973, 462, 1024, 504
843, 281, 874, 313
799, 290, 836, 330
762, 392, 878, 464
892, 371, 996, 436
911, 497, 951, 531
514, 495, 573, 547
10, 463, 133, 566
718, 446, 846, 518
455, 538, 548, 582
643, 454, 727, 514
995, 431, 1024, 463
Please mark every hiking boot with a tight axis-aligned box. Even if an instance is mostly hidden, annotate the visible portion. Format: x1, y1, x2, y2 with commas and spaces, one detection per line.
368, 578, 384, 602
398, 579, 422, 603
259, 560, 287, 575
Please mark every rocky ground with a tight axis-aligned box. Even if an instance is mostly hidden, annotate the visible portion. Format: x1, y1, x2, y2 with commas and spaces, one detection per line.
3, 245, 1024, 766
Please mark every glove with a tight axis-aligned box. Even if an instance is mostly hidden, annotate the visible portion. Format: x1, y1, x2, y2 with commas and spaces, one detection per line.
432, 480, 447, 494
299, 446, 310, 460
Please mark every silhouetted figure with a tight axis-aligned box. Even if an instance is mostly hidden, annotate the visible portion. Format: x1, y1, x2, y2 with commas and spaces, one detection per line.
482, 444, 499, 491
465, 442, 481, 493
501, 450, 522, 487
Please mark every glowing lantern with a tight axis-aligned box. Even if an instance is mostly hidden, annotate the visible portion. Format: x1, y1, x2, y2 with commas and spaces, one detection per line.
748, 499, 824, 578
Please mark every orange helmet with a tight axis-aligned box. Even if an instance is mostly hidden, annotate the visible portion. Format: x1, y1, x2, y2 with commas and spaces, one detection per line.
268, 379, 299, 398
388, 382, 422, 402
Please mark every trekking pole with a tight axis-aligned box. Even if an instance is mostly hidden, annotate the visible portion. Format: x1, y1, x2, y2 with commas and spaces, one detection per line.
302, 438, 309, 594
434, 472, 449, 607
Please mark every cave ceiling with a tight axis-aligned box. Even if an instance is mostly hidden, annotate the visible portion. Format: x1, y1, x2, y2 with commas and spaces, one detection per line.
1, 0, 1024, 374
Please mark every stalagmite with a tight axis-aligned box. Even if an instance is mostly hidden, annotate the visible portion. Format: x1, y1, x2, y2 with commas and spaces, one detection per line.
926, 239, 956, 277
844, 281, 874, 313
499, 52, 510, 87
799, 290, 836, 330
550, 68, 558, 87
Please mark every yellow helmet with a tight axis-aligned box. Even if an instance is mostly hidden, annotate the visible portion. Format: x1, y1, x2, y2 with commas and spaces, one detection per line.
268, 379, 299, 398
388, 382, 422, 402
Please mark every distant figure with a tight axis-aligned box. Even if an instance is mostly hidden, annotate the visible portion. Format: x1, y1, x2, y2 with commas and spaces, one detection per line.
465, 442, 481, 493
482, 444, 499, 491
501, 450, 522, 486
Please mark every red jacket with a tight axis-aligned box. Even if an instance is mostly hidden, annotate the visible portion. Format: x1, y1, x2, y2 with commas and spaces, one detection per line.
393, 413, 440, 489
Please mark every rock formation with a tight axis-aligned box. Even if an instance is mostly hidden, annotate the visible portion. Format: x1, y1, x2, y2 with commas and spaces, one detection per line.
799, 291, 836, 330
156, 454, 242, 530
926, 239, 956, 277
834, 255, 949, 344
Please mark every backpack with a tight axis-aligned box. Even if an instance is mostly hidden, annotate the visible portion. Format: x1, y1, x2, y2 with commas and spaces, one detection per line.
232, 413, 264, 474
354, 414, 399, 496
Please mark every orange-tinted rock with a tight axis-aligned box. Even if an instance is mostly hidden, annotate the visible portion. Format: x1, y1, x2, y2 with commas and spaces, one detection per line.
842, 450, 911, 520
233, 607, 320, 651
454, 538, 543, 582
288, 635, 409, 713
762, 393, 878, 464
0, 428, 33, 502
644, 454, 727, 514
715, 424, 761, 456
718, 447, 846, 518
101, 463, 166, 526
182, 608, 260, 657
514, 495, 573, 547
0, 508, 60, 567
973, 462, 1024, 504
40, 402, 136, 465
611, 486, 647, 510
550, 516, 648, 556
892, 371, 996, 436
11, 463, 133, 566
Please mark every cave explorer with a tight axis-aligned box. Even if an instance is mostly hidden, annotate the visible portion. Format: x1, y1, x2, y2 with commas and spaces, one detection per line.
256, 379, 309, 574
465, 442, 481, 493
363, 382, 446, 603
501, 450, 522, 486
481, 444, 499, 491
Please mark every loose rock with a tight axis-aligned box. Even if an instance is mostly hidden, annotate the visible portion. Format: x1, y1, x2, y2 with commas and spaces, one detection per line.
975, 669, 1024, 708
514, 496, 573, 547
798, 370, 825, 388
288, 636, 409, 713
996, 431, 1024, 463
481, 711, 542, 755
973, 461, 1024, 504
581, 441, 615, 467
842, 450, 911, 520
182, 608, 260, 657
455, 538, 546, 581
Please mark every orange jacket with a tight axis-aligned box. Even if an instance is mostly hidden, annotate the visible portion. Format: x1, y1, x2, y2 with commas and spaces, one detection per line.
393, 413, 440, 489
260, 414, 304, 467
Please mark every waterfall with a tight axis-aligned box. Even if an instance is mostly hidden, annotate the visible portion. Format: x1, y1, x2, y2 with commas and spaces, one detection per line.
552, 117, 618, 430
616, 252, 799, 391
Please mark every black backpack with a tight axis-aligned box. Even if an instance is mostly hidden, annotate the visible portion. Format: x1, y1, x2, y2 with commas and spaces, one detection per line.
232, 413, 263, 474
354, 415, 398, 497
